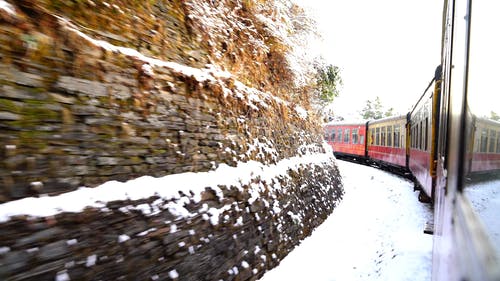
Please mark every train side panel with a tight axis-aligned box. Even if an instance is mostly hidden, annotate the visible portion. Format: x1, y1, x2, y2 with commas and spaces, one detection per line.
468, 118, 500, 173
367, 115, 407, 169
409, 82, 435, 198
324, 123, 367, 158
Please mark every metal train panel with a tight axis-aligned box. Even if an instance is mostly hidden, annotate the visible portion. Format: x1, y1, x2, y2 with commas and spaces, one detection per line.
409, 149, 433, 196
468, 117, 500, 173
324, 123, 367, 158
367, 115, 407, 168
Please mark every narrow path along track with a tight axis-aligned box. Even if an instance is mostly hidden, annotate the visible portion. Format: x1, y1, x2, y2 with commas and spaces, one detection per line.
259, 159, 433, 281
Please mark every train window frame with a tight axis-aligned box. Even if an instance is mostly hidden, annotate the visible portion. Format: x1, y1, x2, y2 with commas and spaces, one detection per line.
381, 127, 386, 146
411, 126, 414, 148
480, 128, 488, 153
425, 118, 429, 151
352, 128, 359, 145
419, 122, 423, 150
394, 125, 400, 148
331, 130, 336, 142
412, 125, 416, 149
370, 128, 375, 145
489, 129, 496, 153
497, 131, 500, 153
414, 125, 418, 149
387, 126, 393, 147
360, 134, 365, 145
375, 127, 380, 146
337, 129, 342, 143
344, 129, 350, 143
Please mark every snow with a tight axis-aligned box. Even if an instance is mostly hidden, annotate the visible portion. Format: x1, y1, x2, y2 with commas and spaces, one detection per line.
117, 235, 130, 243
0, 246, 10, 254
0, 0, 15, 15
465, 179, 500, 255
0, 148, 333, 222
85, 254, 97, 267
55, 271, 71, 281
53, 14, 309, 121
66, 239, 77, 246
168, 269, 179, 279
259, 160, 433, 281
294, 106, 308, 120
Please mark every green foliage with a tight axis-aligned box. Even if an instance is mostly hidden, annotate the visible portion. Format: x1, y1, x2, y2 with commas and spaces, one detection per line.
315, 63, 342, 104
490, 111, 500, 121
360, 96, 394, 120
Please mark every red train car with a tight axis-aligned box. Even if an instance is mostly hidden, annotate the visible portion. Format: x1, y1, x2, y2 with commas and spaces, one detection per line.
408, 78, 436, 200
467, 117, 500, 174
367, 115, 408, 171
324, 122, 367, 159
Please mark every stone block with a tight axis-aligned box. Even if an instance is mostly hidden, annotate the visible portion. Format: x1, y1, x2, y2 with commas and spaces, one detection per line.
37, 240, 69, 261
0, 111, 20, 120
55, 76, 107, 97
96, 157, 120, 166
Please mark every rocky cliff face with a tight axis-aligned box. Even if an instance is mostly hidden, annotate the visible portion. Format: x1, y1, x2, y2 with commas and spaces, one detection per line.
0, 1, 343, 280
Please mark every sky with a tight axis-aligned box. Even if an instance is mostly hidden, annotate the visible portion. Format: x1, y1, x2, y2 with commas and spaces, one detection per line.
259, 160, 433, 281
293, 0, 443, 119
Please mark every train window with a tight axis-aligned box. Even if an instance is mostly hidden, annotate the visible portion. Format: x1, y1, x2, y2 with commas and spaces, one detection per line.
352, 129, 359, 144
387, 126, 393, 147
381, 127, 386, 146
394, 126, 400, 148
412, 125, 416, 149
497, 132, 500, 153
410, 127, 414, 148
489, 130, 496, 153
401, 127, 405, 149
344, 129, 350, 143
414, 125, 418, 149
360, 135, 365, 145
375, 127, 380, 146
419, 122, 423, 150
415, 124, 420, 149
331, 130, 336, 142
370, 128, 375, 145
464, 0, 500, 258
424, 118, 429, 151
337, 129, 342, 143
480, 129, 488, 153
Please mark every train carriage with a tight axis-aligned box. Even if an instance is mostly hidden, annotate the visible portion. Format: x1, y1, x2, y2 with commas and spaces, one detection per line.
408, 77, 439, 200
323, 0, 500, 278
367, 115, 407, 171
324, 122, 367, 159
467, 117, 500, 173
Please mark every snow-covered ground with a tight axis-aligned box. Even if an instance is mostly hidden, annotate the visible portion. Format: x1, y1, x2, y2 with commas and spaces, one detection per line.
259, 160, 433, 281
465, 179, 500, 256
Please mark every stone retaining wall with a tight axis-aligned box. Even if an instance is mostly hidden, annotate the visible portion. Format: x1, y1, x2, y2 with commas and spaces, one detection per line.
0, 161, 343, 280
0, 1, 344, 280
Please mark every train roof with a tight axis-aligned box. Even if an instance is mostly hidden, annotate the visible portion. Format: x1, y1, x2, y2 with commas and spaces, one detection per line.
324, 120, 367, 127
475, 116, 500, 127
367, 114, 407, 125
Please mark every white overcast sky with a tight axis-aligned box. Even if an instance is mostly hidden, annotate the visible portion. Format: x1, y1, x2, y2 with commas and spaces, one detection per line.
294, 0, 443, 118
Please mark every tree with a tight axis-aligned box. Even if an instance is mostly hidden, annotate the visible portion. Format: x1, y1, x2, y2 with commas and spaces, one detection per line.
360, 96, 394, 120
385, 107, 395, 117
314, 63, 343, 105
490, 111, 500, 121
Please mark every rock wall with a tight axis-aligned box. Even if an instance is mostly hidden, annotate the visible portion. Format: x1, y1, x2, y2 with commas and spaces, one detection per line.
0, 162, 342, 281
0, 1, 343, 280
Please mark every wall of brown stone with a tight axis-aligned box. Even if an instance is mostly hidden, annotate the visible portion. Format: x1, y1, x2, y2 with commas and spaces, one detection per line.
0, 1, 343, 280
0, 162, 342, 280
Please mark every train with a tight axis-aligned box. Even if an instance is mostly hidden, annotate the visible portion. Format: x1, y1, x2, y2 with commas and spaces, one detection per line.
325, 0, 500, 280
